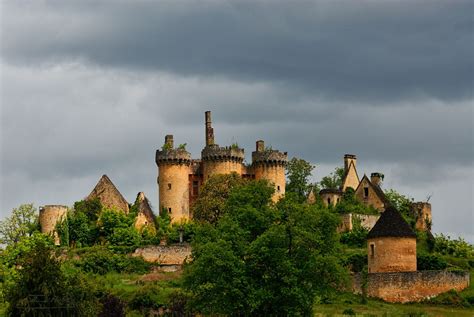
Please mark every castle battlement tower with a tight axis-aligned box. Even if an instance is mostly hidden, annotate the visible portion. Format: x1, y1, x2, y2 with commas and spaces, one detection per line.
156, 134, 192, 223
156, 111, 288, 222
201, 111, 245, 181
252, 140, 288, 201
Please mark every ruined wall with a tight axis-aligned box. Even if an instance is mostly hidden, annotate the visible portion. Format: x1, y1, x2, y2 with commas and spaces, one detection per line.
158, 164, 190, 223
355, 177, 385, 211
39, 205, 67, 245
412, 202, 432, 231
133, 245, 192, 265
320, 191, 342, 207
339, 213, 380, 232
353, 270, 470, 303
368, 237, 417, 273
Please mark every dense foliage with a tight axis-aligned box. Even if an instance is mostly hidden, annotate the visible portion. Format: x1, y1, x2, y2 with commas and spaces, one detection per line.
3, 235, 99, 316
0, 204, 39, 245
433, 234, 474, 258
285, 157, 315, 202
319, 167, 345, 190
335, 188, 378, 215
184, 180, 348, 315
192, 173, 245, 225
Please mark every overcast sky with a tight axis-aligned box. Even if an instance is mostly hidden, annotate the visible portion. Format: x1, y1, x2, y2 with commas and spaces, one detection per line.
1, 1, 472, 241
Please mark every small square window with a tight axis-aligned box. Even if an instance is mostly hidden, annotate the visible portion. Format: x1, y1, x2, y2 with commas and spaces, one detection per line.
168, 183, 172, 190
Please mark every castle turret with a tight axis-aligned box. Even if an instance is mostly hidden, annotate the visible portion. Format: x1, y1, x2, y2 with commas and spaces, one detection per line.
201, 111, 245, 181
39, 205, 67, 245
156, 135, 192, 223
367, 206, 417, 273
252, 140, 287, 202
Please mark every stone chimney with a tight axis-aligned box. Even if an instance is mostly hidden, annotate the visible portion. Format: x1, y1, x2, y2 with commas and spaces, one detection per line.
205, 111, 215, 146
256, 140, 265, 152
165, 135, 174, 149
344, 154, 357, 172
371, 172, 383, 186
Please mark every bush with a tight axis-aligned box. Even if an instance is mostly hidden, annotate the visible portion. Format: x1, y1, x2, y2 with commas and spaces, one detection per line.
129, 284, 161, 312
344, 252, 367, 273
99, 294, 126, 317
342, 308, 356, 316
73, 248, 150, 274
417, 253, 447, 270
425, 289, 469, 307
433, 234, 474, 258
167, 222, 197, 244
109, 227, 141, 247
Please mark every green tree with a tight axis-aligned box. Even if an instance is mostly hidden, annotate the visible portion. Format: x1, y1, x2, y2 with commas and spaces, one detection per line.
192, 173, 245, 225
285, 157, 315, 202
335, 188, 378, 215
67, 210, 98, 247
184, 180, 348, 315
0, 204, 39, 245
73, 199, 102, 222
4, 234, 99, 316
319, 167, 345, 190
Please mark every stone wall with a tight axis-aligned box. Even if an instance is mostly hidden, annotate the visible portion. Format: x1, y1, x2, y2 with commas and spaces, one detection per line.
254, 164, 286, 202
132, 244, 192, 266
353, 270, 470, 303
158, 164, 191, 223
339, 213, 380, 232
355, 177, 385, 211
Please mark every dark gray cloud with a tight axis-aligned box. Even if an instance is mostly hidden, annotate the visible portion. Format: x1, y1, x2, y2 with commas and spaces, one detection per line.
1, 1, 473, 241
2, 1, 473, 102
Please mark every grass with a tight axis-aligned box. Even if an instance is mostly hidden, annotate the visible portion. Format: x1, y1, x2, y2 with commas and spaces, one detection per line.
313, 292, 474, 317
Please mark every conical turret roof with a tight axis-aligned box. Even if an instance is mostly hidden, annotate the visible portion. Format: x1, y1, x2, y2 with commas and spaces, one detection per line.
86, 175, 129, 213
367, 205, 416, 239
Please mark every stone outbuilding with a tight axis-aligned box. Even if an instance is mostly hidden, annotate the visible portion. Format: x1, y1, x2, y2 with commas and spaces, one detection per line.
86, 174, 129, 213
367, 206, 417, 273
319, 188, 342, 207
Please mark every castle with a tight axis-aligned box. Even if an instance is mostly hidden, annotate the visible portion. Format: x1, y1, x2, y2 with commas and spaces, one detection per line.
155, 111, 288, 223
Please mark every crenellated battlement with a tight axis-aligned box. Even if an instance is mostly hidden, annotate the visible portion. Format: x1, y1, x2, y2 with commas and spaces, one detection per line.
201, 144, 245, 162
156, 148, 191, 165
252, 140, 287, 166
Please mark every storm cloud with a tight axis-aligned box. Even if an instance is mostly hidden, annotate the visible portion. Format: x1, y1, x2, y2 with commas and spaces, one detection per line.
1, 1, 473, 241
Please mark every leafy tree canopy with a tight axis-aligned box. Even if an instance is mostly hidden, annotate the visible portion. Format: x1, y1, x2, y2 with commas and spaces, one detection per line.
192, 173, 245, 225
184, 180, 348, 316
319, 167, 345, 190
285, 157, 315, 202
0, 204, 39, 245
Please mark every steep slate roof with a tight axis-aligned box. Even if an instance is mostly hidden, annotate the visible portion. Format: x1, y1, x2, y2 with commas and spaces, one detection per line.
367, 206, 416, 239
86, 175, 129, 213
355, 174, 389, 205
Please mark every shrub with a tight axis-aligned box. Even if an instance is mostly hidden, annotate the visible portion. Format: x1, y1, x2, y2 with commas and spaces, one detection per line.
99, 294, 126, 317
344, 252, 367, 273
129, 284, 161, 312
73, 248, 150, 274
109, 227, 141, 247
433, 234, 474, 258
342, 308, 356, 316
417, 253, 447, 270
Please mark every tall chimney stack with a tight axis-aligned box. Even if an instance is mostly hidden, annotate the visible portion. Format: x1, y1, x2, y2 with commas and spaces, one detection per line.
205, 111, 215, 146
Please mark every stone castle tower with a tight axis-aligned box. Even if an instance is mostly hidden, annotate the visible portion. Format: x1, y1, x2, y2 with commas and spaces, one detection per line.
39, 205, 67, 245
156, 111, 288, 223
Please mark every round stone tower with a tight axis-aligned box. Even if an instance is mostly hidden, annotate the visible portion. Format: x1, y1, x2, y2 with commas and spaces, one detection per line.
201, 111, 245, 181
252, 140, 288, 202
39, 205, 67, 245
367, 206, 417, 273
156, 135, 192, 223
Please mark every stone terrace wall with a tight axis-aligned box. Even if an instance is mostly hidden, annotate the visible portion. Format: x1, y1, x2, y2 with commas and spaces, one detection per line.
133, 244, 192, 266
353, 270, 470, 303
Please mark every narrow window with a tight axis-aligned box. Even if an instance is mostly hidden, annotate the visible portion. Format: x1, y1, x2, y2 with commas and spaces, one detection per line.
364, 187, 369, 198
168, 183, 172, 190
370, 244, 375, 257
144, 221, 148, 225
277, 185, 281, 192
327, 198, 331, 205
337, 198, 340, 203
168, 207, 172, 213
193, 181, 199, 196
